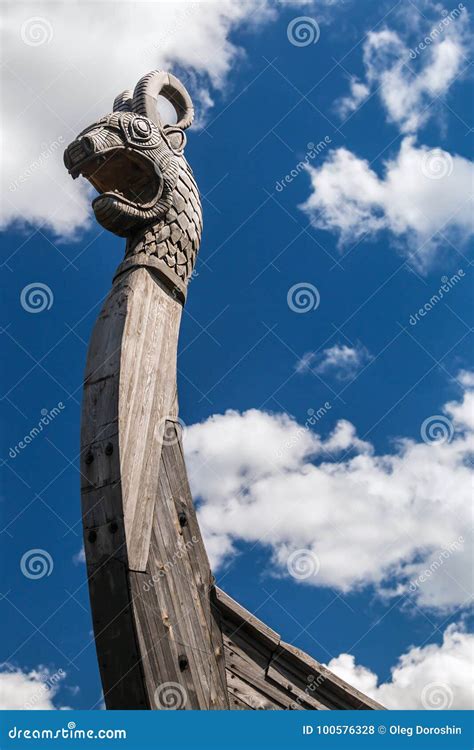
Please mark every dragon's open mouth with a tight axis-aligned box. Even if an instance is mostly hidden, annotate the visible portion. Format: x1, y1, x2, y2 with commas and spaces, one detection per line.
73, 148, 162, 208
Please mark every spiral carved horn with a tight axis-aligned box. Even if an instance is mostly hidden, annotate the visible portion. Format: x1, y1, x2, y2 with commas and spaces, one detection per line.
113, 89, 133, 112
132, 70, 194, 130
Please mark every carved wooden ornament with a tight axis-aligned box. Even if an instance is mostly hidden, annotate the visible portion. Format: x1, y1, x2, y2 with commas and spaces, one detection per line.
64, 70, 382, 711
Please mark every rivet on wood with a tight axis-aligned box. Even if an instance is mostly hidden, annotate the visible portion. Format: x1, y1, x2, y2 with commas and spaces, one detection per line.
178, 654, 188, 671
178, 511, 187, 527
105, 442, 113, 456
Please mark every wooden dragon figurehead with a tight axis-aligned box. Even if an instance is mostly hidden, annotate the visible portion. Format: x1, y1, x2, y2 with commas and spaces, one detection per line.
64, 71, 201, 301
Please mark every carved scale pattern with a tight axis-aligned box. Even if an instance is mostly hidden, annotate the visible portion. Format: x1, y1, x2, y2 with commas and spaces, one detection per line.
125, 162, 202, 284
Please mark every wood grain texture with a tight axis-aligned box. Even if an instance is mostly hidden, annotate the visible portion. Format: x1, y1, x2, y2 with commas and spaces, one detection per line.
81, 266, 228, 710
216, 588, 384, 711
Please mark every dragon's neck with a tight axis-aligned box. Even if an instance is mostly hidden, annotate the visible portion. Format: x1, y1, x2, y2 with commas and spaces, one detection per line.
118, 164, 202, 302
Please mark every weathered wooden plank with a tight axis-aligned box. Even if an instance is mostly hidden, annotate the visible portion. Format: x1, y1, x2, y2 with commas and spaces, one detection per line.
216, 588, 280, 650
266, 663, 329, 710
216, 589, 383, 711
128, 429, 229, 709
118, 269, 181, 572
81, 263, 229, 710
86, 557, 149, 709
273, 641, 384, 710
225, 671, 282, 710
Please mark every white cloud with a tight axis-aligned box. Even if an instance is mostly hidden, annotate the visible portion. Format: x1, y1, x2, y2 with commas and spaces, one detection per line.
327, 623, 474, 710
296, 342, 372, 381
73, 546, 85, 565
0, 664, 67, 709
185, 373, 474, 611
336, 76, 370, 119
300, 136, 473, 266
337, 7, 470, 133
0, 0, 294, 238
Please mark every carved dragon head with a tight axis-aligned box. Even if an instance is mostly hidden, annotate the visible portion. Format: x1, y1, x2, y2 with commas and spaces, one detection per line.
64, 71, 201, 300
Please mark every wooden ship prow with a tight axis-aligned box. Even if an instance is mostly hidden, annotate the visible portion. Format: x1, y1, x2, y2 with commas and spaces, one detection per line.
64, 70, 383, 711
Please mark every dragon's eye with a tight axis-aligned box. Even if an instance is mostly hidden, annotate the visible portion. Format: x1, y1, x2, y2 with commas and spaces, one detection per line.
130, 118, 152, 139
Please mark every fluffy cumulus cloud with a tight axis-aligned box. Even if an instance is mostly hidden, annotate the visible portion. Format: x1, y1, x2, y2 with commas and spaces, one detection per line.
1, 0, 309, 238
314, 4, 472, 265
185, 373, 473, 611
336, 6, 470, 133
296, 342, 372, 381
0, 664, 66, 709
327, 624, 474, 710
300, 136, 473, 266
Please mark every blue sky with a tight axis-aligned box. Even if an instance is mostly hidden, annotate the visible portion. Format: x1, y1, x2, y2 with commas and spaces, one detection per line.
1, 0, 473, 711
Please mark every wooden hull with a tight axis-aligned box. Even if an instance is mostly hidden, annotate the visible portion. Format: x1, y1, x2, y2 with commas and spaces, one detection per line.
80, 266, 383, 712
81, 267, 229, 709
